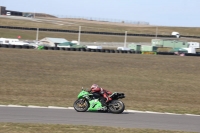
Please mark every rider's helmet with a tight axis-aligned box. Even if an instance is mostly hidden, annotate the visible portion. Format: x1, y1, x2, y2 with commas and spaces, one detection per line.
91, 84, 99, 90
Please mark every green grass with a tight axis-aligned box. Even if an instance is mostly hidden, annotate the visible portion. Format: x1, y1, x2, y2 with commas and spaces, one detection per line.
0, 48, 200, 115
0, 123, 194, 133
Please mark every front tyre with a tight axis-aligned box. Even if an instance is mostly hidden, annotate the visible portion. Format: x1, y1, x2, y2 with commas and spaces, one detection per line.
73, 99, 89, 112
108, 100, 125, 114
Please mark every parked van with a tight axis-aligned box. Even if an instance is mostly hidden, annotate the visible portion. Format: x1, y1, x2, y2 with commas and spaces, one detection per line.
188, 42, 200, 49
171, 32, 180, 38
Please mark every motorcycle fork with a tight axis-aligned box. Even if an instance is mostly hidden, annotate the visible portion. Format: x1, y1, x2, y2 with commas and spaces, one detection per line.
78, 98, 87, 106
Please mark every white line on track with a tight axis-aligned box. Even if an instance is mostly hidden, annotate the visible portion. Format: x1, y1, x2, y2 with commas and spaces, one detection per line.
0, 104, 199, 117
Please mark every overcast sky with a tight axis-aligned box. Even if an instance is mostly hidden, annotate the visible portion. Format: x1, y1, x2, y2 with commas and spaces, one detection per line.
1, 0, 200, 27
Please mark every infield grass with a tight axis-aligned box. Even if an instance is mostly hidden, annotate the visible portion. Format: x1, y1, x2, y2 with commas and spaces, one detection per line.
1, 17, 200, 35
0, 123, 194, 133
0, 48, 200, 114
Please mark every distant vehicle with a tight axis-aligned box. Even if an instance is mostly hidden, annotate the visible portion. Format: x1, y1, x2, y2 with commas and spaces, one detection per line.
6, 12, 11, 16
87, 46, 102, 49
0, 38, 29, 45
71, 40, 78, 44
13, 41, 29, 45
188, 42, 200, 49
182, 48, 196, 54
171, 32, 180, 38
57, 41, 87, 49
117, 47, 130, 51
0, 38, 19, 44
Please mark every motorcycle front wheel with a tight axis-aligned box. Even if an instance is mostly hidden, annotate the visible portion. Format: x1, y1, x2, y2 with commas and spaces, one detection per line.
108, 100, 125, 114
73, 99, 89, 112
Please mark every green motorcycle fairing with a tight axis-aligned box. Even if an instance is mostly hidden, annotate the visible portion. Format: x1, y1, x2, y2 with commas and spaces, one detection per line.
77, 90, 90, 99
77, 90, 106, 112
88, 99, 105, 111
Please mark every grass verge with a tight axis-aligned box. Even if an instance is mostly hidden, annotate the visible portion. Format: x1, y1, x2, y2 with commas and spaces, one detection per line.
0, 123, 193, 133
0, 48, 200, 114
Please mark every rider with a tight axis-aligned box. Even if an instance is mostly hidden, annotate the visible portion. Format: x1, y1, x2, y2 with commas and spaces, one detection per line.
89, 84, 112, 104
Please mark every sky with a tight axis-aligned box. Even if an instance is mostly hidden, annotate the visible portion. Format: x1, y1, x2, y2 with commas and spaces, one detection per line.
1, 0, 200, 27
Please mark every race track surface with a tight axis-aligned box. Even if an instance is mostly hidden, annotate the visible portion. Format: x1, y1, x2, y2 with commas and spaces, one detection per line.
0, 107, 200, 132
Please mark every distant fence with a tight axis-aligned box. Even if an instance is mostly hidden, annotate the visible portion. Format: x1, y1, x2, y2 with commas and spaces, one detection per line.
0, 44, 200, 57
54, 15, 150, 25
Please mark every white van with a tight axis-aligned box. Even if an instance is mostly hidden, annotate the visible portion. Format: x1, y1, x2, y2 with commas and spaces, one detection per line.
171, 32, 180, 38
117, 47, 130, 51
188, 42, 200, 49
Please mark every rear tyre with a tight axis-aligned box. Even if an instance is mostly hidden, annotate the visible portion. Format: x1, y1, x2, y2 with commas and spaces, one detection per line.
73, 99, 89, 112
108, 100, 125, 114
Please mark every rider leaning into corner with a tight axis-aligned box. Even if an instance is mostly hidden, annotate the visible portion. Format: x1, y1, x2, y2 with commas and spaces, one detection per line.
88, 84, 112, 105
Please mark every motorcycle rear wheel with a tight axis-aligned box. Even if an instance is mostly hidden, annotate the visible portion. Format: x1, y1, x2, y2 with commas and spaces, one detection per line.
108, 100, 125, 114
73, 99, 89, 112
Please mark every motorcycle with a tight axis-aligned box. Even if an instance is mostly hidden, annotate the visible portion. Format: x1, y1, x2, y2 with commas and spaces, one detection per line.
73, 87, 125, 114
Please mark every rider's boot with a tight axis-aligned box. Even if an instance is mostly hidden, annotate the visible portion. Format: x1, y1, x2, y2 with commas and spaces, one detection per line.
100, 98, 107, 106
105, 97, 112, 103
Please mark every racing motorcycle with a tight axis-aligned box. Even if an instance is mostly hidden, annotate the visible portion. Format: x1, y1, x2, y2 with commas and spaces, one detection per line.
73, 87, 125, 114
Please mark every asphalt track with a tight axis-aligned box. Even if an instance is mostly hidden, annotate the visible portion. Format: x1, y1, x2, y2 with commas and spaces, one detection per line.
0, 107, 200, 132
